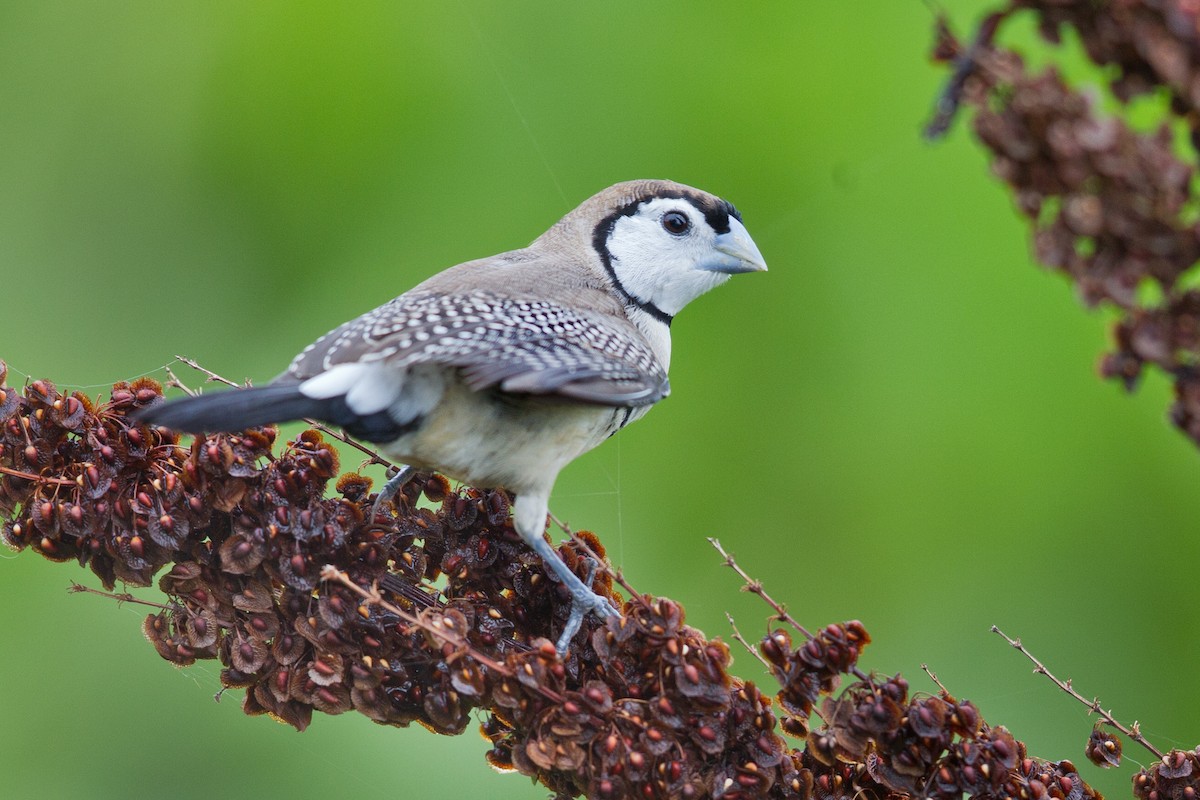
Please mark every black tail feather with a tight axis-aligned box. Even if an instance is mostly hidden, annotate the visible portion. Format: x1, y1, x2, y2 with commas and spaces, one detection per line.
135, 384, 322, 433
135, 384, 416, 444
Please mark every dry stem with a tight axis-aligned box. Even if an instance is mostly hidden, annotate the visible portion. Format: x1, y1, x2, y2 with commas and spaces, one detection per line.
708, 536, 813, 639
709, 537, 876, 687
991, 625, 1164, 759
921, 663, 953, 698
68, 581, 176, 611
320, 564, 564, 703
725, 611, 774, 673
550, 511, 652, 612
0, 465, 74, 486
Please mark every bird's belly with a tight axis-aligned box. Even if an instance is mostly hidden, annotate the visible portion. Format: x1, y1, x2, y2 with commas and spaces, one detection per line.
379, 380, 621, 494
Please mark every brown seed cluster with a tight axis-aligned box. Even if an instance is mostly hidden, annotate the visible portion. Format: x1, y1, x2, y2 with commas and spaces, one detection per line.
796, 670, 1100, 800
762, 622, 870, 738
808, 675, 986, 791
930, 3, 1200, 447
1134, 749, 1200, 800
1012, 0, 1200, 118
0, 366, 190, 586
2, 364, 1109, 800
485, 598, 803, 799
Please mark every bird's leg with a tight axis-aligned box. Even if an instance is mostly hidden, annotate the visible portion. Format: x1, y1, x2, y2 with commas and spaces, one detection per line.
526, 531, 617, 655
514, 492, 617, 656
370, 464, 415, 521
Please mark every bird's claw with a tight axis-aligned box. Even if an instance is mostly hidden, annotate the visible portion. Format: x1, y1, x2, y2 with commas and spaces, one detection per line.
369, 464, 414, 522
554, 556, 618, 656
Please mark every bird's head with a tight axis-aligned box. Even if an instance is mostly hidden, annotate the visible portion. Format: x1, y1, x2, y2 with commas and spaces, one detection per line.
581, 180, 768, 322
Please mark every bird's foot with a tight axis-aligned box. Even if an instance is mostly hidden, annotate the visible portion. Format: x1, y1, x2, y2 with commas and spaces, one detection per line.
370, 464, 415, 521
516, 497, 620, 657
554, 555, 618, 657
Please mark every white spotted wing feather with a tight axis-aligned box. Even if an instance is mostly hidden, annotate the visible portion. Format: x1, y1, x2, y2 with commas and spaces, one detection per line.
286, 289, 670, 408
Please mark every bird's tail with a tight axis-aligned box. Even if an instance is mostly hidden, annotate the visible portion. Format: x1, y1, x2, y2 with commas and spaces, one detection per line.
134, 384, 322, 433
134, 384, 414, 444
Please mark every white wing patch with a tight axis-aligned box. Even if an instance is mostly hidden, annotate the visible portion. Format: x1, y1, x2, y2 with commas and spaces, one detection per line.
345, 366, 405, 415
299, 363, 370, 399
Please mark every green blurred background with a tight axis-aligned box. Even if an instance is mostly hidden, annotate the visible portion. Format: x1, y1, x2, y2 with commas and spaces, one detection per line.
1, 3, 1194, 798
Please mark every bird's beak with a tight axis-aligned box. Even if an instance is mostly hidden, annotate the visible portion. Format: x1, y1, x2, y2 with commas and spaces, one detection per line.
702, 217, 768, 274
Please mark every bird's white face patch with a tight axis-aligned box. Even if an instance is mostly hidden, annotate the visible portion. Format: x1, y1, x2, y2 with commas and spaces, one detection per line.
605, 198, 734, 318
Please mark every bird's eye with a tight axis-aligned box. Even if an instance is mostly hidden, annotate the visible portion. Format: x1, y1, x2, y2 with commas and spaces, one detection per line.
661, 211, 691, 235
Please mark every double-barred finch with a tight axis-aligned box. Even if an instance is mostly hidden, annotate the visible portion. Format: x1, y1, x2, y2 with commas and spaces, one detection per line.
138, 179, 767, 654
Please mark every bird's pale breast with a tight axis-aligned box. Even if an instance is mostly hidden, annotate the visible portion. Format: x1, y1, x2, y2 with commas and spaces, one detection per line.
380, 374, 634, 495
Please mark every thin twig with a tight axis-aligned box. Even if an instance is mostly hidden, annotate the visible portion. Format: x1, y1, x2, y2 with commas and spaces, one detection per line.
991, 625, 1164, 759
163, 365, 199, 397
321, 565, 563, 702
725, 612, 773, 672
708, 537, 813, 639
921, 663, 952, 697
0, 464, 75, 486
303, 423, 394, 470
549, 512, 651, 611
173, 355, 241, 388
709, 537, 875, 686
68, 581, 175, 611
322, 566, 499, 668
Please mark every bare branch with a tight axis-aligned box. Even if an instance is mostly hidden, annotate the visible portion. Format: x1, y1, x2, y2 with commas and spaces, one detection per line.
725, 611, 774, 673
68, 581, 175, 611
921, 663, 952, 698
707, 536, 813, 639
991, 625, 1164, 759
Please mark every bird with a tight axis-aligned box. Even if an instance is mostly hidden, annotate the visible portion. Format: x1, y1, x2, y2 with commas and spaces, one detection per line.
137, 179, 767, 655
